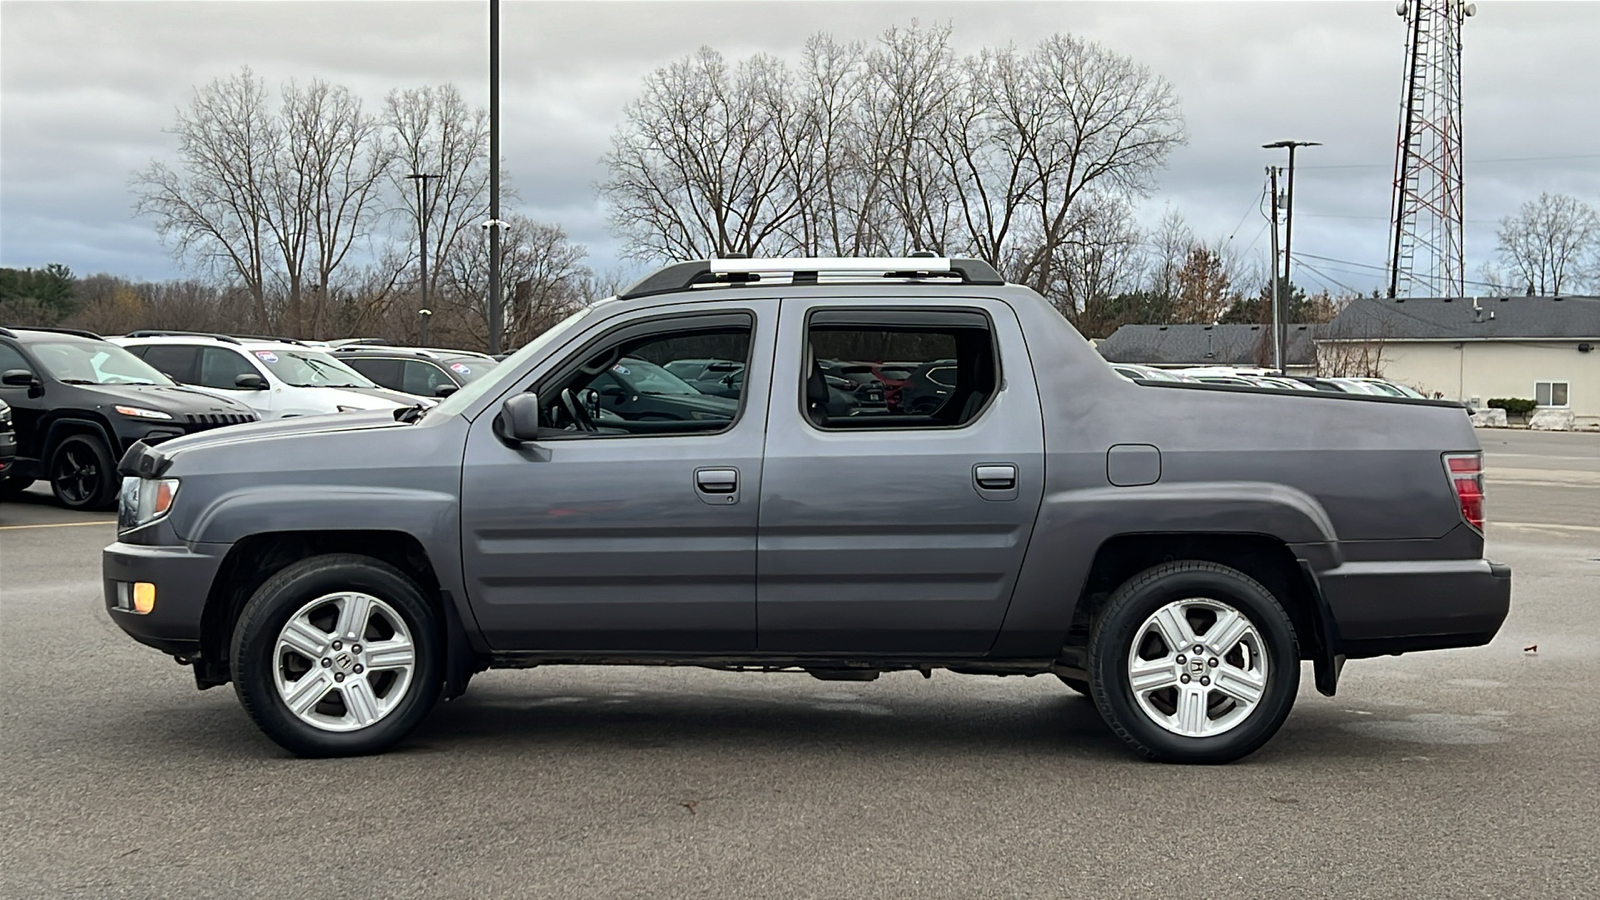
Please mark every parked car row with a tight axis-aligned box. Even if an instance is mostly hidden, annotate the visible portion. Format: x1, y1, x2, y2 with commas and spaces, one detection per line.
1110, 364, 1430, 399
1, 325, 496, 510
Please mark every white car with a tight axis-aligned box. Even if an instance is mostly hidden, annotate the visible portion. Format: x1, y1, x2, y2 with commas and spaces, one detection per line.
113, 333, 428, 419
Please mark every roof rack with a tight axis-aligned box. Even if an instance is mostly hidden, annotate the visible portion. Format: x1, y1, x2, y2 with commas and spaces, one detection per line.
333, 345, 441, 360
618, 256, 1006, 300
124, 329, 242, 344
327, 338, 389, 348
4, 325, 106, 341
234, 334, 310, 346
0, 327, 15, 339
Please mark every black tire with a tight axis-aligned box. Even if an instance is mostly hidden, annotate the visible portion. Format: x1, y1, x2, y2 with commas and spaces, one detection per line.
49, 434, 118, 511
1087, 561, 1299, 764
1056, 675, 1091, 696
231, 553, 442, 757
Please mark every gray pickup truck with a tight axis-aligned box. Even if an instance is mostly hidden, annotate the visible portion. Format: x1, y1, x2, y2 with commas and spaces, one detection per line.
104, 257, 1511, 763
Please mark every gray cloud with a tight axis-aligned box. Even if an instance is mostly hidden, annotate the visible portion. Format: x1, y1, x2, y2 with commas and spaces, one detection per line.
3, 1, 1598, 296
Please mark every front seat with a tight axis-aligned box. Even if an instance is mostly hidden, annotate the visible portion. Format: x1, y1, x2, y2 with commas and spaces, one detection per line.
805, 347, 830, 427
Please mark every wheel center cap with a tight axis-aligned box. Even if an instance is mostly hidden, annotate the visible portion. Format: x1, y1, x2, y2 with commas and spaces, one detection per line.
1186, 656, 1207, 678
332, 652, 356, 674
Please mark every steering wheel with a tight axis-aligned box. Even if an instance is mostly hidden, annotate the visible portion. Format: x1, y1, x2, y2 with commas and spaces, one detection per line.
559, 388, 598, 433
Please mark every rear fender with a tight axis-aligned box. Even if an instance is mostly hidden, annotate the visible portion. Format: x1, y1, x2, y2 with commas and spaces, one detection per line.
994, 481, 1343, 657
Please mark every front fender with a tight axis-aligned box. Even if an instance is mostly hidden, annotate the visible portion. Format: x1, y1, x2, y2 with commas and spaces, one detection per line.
180, 485, 457, 546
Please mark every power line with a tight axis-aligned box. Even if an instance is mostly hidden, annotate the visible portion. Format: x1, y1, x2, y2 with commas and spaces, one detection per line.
1297, 153, 1600, 171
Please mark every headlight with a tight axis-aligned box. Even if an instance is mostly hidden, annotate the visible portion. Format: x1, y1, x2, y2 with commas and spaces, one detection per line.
114, 405, 173, 420
119, 477, 180, 532
0, 406, 10, 426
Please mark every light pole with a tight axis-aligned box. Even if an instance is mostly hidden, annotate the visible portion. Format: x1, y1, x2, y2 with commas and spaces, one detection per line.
487, 0, 503, 355
418, 308, 433, 346
404, 172, 441, 347
1262, 140, 1319, 374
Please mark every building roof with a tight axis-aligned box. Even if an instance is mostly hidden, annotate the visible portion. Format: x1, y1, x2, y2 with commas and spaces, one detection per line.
1096, 323, 1320, 367
1320, 295, 1600, 341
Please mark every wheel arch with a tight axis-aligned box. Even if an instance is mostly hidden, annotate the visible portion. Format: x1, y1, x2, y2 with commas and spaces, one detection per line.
196, 530, 481, 698
1063, 532, 1342, 695
40, 414, 118, 462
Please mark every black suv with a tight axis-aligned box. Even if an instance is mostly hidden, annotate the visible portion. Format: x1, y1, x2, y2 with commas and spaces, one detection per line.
331, 345, 499, 398
0, 327, 257, 510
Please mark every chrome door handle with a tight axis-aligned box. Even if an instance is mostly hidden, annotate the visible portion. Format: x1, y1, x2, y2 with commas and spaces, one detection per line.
974, 464, 1017, 490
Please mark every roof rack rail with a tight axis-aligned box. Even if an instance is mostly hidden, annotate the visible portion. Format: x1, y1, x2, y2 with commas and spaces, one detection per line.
4, 325, 106, 341
234, 334, 310, 346
0, 327, 16, 339
618, 256, 1006, 300
124, 329, 242, 344
327, 338, 389, 348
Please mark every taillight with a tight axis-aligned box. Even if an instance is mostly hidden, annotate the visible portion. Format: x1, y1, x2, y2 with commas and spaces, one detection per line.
1444, 452, 1484, 532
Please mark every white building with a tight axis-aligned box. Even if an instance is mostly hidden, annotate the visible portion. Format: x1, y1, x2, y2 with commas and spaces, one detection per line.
1317, 295, 1600, 427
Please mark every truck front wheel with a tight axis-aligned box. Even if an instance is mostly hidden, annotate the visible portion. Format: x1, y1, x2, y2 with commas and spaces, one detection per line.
231, 554, 443, 757
1087, 561, 1299, 764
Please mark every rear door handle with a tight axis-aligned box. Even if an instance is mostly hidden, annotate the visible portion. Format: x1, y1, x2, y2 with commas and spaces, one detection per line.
974, 464, 1017, 491
695, 467, 740, 504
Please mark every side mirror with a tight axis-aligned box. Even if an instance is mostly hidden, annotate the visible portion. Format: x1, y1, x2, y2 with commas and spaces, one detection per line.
501, 392, 541, 443
235, 373, 268, 390
2, 369, 37, 388
433, 383, 458, 398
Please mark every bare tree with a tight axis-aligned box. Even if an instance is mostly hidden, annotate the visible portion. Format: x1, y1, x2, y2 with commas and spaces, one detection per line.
385, 84, 493, 304
1495, 192, 1600, 295
601, 47, 806, 260
132, 68, 277, 327
132, 68, 391, 336
440, 214, 592, 350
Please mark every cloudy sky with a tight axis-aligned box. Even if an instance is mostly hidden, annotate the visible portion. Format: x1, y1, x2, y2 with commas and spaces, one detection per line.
3, 0, 1599, 296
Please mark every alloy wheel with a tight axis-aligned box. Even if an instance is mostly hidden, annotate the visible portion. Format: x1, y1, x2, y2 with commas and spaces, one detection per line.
1125, 597, 1269, 738
272, 591, 417, 733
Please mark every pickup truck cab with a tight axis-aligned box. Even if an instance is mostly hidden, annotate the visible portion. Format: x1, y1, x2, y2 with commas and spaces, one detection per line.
104, 257, 1510, 762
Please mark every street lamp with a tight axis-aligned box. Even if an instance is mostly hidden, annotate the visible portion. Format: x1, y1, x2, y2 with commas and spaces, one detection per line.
404, 172, 442, 348
1262, 140, 1320, 374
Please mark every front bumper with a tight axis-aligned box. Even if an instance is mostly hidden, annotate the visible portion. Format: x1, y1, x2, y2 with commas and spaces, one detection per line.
1316, 557, 1512, 658
0, 429, 16, 472
103, 540, 228, 656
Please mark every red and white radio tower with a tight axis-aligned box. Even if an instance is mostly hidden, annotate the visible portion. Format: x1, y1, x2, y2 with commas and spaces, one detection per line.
1387, 0, 1476, 299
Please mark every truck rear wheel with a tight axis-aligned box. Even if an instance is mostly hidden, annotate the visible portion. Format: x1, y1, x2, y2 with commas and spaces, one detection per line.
231, 554, 442, 757
1087, 561, 1299, 764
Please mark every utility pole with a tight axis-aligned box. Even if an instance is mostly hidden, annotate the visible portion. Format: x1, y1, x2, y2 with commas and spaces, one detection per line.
404, 172, 441, 347
1263, 140, 1319, 374
1266, 165, 1283, 375
486, 0, 503, 355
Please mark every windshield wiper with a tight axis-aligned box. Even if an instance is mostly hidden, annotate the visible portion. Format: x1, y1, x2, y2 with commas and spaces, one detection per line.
58, 378, 98, 384
394, 403, 429, 423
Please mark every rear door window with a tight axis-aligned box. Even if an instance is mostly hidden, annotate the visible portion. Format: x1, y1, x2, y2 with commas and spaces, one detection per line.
802, 309, 998, 429
137, 345, 200, 383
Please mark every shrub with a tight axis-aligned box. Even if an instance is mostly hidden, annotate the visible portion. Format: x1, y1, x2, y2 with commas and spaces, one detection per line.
1488, 398, 1537, 416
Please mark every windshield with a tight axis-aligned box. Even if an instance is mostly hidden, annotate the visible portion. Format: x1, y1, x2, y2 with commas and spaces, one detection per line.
444, 357, 498, 383
610, 358, 700, 395
428, 306, 598, 419
33, 341, 174, 386
252, 349, 376, 388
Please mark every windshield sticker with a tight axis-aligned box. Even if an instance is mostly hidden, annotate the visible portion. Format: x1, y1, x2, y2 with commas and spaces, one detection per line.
611, 364, 631, 375
450, 363, 471, 375
255, 351, 279, 363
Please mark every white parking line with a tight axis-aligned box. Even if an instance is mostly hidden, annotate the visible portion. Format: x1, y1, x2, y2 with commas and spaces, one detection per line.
0, 520, 117, 531
1493, 521, 1600, 533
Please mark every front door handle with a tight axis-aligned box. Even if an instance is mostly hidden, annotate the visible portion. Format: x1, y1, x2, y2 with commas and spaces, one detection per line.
974, 464, 1017, 491
695, 467, 740, 504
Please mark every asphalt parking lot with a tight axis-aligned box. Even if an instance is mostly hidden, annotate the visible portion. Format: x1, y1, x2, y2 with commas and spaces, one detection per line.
2, 429, 1597, 899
